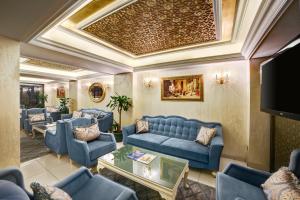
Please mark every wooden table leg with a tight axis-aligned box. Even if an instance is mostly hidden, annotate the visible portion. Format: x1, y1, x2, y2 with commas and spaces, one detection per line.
184, 168, 190, 189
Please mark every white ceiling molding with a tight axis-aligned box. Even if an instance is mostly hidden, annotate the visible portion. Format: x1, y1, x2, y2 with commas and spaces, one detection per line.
213, 0, 222, 40
241, 0, 294, 59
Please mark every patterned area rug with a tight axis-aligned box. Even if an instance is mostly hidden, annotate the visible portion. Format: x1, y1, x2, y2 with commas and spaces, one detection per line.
20, 132, 49, 162
100, 168, 216, 200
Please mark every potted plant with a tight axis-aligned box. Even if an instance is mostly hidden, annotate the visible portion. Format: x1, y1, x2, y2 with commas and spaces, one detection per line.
106, 93, 132, 142
37, 93, 48, 108
58, 97, 70, 114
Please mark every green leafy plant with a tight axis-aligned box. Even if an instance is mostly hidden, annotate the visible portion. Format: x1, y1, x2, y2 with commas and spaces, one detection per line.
37, 93, 48, 108
106, 93, 132, 132
58, 97, 70, 114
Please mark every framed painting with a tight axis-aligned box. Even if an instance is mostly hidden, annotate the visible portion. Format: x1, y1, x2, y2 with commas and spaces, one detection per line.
56, 86, 65, 98
161, 75, 204, 101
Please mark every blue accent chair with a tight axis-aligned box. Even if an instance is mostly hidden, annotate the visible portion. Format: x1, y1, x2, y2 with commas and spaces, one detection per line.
122, 115, 224, 170
47, 111, 61, 122
23, 108, 53, 133
44, 120, 68, 157
216, 149, 300, 200
62, 108, 113, 132
65, 118, 117, 168
0, 167, 137, 200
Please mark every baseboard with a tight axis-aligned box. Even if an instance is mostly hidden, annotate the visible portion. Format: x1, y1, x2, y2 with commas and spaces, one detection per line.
222, 154, 247, 163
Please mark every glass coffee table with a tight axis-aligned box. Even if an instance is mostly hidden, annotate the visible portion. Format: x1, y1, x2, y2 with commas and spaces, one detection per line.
98, 145, 189, 200
31, 123, 56, 138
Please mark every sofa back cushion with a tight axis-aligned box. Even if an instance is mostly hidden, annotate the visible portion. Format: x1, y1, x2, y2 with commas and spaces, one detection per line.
0, 180, 30, 200
80, 108, 109, 118
143, 115, 221, 141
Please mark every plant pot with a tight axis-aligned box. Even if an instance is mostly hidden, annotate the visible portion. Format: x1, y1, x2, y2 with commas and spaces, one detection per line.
113, 132, 123, 143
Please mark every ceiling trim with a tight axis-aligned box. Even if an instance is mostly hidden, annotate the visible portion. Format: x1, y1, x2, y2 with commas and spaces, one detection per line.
133, 53, 244, 72
23, 0, 80, 42
241, 0, 293, 58
214, 0, 222, 40
32, 37, 133, 72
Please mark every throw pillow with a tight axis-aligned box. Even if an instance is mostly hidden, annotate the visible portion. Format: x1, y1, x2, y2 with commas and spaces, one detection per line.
72, 111, 82, 118
30, 182, 72, 200
262, 167, 300, 200
136, 119, 149, 133
28, 113, 45, 123
74, 123, 101, 141
195, 127, 216, 145
82, 113, 94, 119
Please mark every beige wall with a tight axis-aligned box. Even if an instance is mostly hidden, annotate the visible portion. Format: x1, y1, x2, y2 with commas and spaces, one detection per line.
0, 35, 20, 168
133, 60, 250, 161
248, 58, 271, 170
44, 82, 69, 107
69, 80, 78, 112
114, 73, 133, 127
77, 76, 114, 111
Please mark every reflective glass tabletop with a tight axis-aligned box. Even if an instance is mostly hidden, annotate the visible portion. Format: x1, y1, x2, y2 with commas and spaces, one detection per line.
99, 145, 188, 189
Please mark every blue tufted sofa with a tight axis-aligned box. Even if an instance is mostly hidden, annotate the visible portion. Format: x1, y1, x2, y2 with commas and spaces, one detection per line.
0, 167, 137, 200
62, 108, 113, 132
122, 115, 224, 170
216, 149, 300, 200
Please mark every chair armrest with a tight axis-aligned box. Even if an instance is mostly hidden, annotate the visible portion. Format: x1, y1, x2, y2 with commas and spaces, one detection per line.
61, 113, 72, 120
55, 167, 93, 196
122, 124, 136, 144
223, 163, 271, 187
98, 114, 113, 132
209, 135, 224, 170
99, 133, 116, 144
46, 116, 53, 123
0, 168, 33, 199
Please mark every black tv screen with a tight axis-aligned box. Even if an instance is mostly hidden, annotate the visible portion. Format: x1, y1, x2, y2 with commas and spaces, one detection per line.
261, 42, 300, 120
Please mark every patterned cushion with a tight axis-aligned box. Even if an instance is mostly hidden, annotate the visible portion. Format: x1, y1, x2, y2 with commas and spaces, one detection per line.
136, 120, 149, 133
28, 113, 45, 123
30, 182, 71, 200
74, 123, 100, 141
262, 167, 300, 200
195, 127, 216, 145
72, 111, 82, 118
82, 113, 94, 119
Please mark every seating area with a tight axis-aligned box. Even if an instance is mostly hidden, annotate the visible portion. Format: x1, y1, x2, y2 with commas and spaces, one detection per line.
1, 1, 300, 200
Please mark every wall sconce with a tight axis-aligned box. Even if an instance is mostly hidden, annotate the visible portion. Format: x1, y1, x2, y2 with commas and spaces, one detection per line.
143, 77, 153, 88
215, 72, 229, 84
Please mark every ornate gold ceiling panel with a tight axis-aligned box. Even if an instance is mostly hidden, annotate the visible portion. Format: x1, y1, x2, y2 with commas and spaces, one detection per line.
25, 59, 80, 71
83, 0, 217, 55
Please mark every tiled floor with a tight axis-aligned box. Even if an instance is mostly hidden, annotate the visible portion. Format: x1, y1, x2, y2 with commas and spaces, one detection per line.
20, 142, 246, 192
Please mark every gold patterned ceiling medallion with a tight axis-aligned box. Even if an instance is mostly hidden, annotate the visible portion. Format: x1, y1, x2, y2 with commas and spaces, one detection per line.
83, 0, 217, 55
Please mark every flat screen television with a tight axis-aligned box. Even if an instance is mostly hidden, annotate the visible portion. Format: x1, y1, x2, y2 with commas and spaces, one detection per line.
260, 41, 300, 120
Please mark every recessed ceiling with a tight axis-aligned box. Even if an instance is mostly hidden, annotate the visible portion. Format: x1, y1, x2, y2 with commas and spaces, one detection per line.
82, 0, 218, 55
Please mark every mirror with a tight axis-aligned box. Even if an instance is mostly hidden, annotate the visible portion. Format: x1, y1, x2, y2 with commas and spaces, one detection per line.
88, 83, 106, 103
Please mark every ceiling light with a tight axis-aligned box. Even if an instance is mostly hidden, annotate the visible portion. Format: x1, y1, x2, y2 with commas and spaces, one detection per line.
20, 76, 54, 83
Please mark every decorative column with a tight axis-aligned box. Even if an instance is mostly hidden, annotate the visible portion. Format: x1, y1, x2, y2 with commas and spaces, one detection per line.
69, 80, 78, 113
0, 35, 20, 167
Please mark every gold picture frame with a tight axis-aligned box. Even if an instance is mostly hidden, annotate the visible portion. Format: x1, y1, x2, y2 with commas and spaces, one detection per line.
161, 75, 204, 101
88, 82, 106, 103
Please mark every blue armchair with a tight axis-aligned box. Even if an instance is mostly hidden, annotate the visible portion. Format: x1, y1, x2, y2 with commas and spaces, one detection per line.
0, 167, 137, 200
23, 108, 53, 133
62, 108, 113, 132
65, 118, 117, 168
216, 149, 300, 200
44, 120, 68, 158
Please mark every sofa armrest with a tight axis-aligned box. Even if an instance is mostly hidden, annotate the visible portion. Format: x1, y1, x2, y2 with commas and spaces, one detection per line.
122, 124, 136, 144
223, 163, 271, 187
0, 168, 33, 199
46, 116, 53, 124
98, 113, 113, 132
209, 135, 224, 170
55, 167, 93, 196
61, 113, 72, 120
99, 133, 116, 144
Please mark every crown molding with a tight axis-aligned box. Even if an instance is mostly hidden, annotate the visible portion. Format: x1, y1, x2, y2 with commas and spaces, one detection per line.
241, 0, 293, 59
133, 53, 244, 72
32, 37, 133, 72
